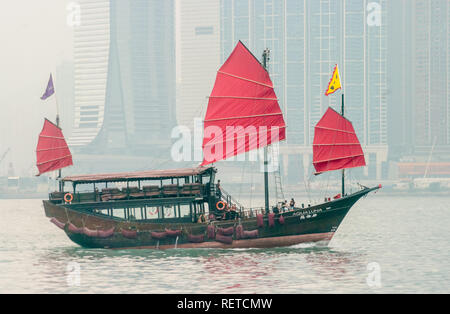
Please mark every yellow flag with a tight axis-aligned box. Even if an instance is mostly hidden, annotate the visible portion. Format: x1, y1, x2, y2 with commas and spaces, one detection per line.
325, 65, 342, 96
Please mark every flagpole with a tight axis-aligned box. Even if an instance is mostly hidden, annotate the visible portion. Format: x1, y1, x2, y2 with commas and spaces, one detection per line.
341, 93, 345, 197
262, 48, 270, 215
325, 65, 345, 197
53, 73, 62, 192
339, 64, 345, 197
53, 74, 61, 127
41, 73, 64, 192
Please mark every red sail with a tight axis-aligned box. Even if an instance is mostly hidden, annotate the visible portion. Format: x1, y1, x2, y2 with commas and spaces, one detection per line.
36, 119, 73, 176
201, 41, 286, 165
313, 107, 366, 174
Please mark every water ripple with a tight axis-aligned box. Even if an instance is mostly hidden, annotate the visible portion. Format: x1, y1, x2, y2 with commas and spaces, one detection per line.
0, 197, 449, 293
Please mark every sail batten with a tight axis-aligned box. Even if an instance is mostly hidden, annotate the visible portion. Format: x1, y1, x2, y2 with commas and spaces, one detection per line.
217, 71, 274, 88
205, 113, 283, 123
314, 153, 365, 164
36, 147, 72, 152
201, 41, 286, 166
315, 126, 356, 134
313, 143, 363, 146
203, 126, 286, 148
208, 96, 278, 101
313, 107, 366, 174
37, 155, 73, 166
36, 119, 73, 176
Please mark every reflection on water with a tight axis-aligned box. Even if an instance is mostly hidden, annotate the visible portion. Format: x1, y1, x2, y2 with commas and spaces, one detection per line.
1, 197, 450, 293
31, 245, 364, 293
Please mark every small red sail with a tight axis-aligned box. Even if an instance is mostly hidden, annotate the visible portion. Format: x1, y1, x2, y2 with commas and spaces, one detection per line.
36, 119, 73, 176
201, 41, 286, 165
313, 108, 366, 174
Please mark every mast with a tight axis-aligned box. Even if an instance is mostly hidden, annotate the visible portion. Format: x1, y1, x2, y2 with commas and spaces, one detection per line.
38, 73, 72, 188
201, 41, 286, 209
262, 48, 270, 214
55, 83, 62, 192
341, 93, 345, 197
57, 115, 62, 192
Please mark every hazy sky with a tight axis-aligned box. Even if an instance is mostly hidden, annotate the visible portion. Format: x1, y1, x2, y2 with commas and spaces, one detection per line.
0, 1, 73, 175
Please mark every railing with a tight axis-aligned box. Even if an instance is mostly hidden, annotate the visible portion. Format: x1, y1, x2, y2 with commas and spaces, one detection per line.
217, 186, 245, 211
237, 207, 265, 219
51, 184, 207, 204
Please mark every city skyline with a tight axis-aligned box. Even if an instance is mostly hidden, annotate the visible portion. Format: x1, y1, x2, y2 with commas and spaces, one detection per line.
175, 0, 221, 132
68, 0, 110, 148
0, 0, 449, 178
219, 0, 388, 180
1, 1, 450, 297
89, 0, 176, 157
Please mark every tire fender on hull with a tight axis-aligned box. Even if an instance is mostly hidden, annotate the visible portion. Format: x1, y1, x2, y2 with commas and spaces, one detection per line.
121, 229, 138, 239
98, 227, 115, 238
50, 217, 66, 230
68, 223, 83, 234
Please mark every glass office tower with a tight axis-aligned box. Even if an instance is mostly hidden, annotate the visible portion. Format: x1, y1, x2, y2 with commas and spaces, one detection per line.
220, 0, 388, 180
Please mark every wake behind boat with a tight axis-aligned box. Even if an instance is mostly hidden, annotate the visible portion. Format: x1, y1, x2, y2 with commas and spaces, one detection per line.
40, 42, 380, 249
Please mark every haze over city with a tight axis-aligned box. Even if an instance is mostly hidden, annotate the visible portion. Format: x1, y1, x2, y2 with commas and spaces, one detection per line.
0, 0, 449, 185
0, 0, 449, 296
0, 1, 72, 175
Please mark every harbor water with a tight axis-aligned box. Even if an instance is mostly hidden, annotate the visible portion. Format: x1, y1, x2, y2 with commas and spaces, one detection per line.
0, 195, 449, 294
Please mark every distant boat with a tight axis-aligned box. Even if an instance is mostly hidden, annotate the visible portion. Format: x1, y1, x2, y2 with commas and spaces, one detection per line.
41, 41, 380, 249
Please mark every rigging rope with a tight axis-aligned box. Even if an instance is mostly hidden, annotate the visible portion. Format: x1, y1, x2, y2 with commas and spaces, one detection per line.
249, 160, 254, 210
237, 158, 246, 203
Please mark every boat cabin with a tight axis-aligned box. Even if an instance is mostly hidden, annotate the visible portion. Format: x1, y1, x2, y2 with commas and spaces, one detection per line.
48, 167, 218, 223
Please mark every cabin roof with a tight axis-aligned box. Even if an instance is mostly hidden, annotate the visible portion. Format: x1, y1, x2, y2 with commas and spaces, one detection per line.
62, 167, 215, 184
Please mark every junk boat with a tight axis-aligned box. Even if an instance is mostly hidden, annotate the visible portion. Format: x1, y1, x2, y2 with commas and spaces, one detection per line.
39, 42, 380, 249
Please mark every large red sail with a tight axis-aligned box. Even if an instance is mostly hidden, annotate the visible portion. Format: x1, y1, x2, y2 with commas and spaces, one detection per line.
201, 41, 286, 165
36, 119, 73, 176
313, 108, 366, 174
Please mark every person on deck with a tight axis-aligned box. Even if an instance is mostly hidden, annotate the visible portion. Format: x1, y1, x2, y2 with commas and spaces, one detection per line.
290, 198, 295, 210
230, 204, 238, 220
221, 208, 228, 220
197, 213, 206, 223
216, 180, 222, 199
273, 204, 280, 214
224, 206, 232, 220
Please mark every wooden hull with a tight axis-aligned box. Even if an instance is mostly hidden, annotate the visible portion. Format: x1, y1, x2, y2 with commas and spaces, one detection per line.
43, 188, 377, 250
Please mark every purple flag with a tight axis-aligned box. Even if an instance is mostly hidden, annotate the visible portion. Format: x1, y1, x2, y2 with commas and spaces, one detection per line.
41, 74, 55, 100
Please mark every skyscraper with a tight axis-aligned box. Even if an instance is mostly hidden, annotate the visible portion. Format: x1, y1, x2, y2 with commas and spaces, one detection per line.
387, 0, 450, 160
386, 0, 414, 159
68, 0, 110, 148
411, 0, 449, 152
91, 0, 176, 156
342, 0, 388, 179
219, 0, 388, 180
175, 0, 221, 131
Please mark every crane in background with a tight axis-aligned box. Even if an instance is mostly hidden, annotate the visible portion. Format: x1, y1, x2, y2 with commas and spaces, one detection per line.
0, 148, 11, 168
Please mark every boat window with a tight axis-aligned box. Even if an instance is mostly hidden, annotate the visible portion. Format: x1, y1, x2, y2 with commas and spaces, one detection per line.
202, 175, 210, 185
75, 185, 95, 192
179, 204, 191, 218
163, 205, 176, 219
146, 206, 162, 220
